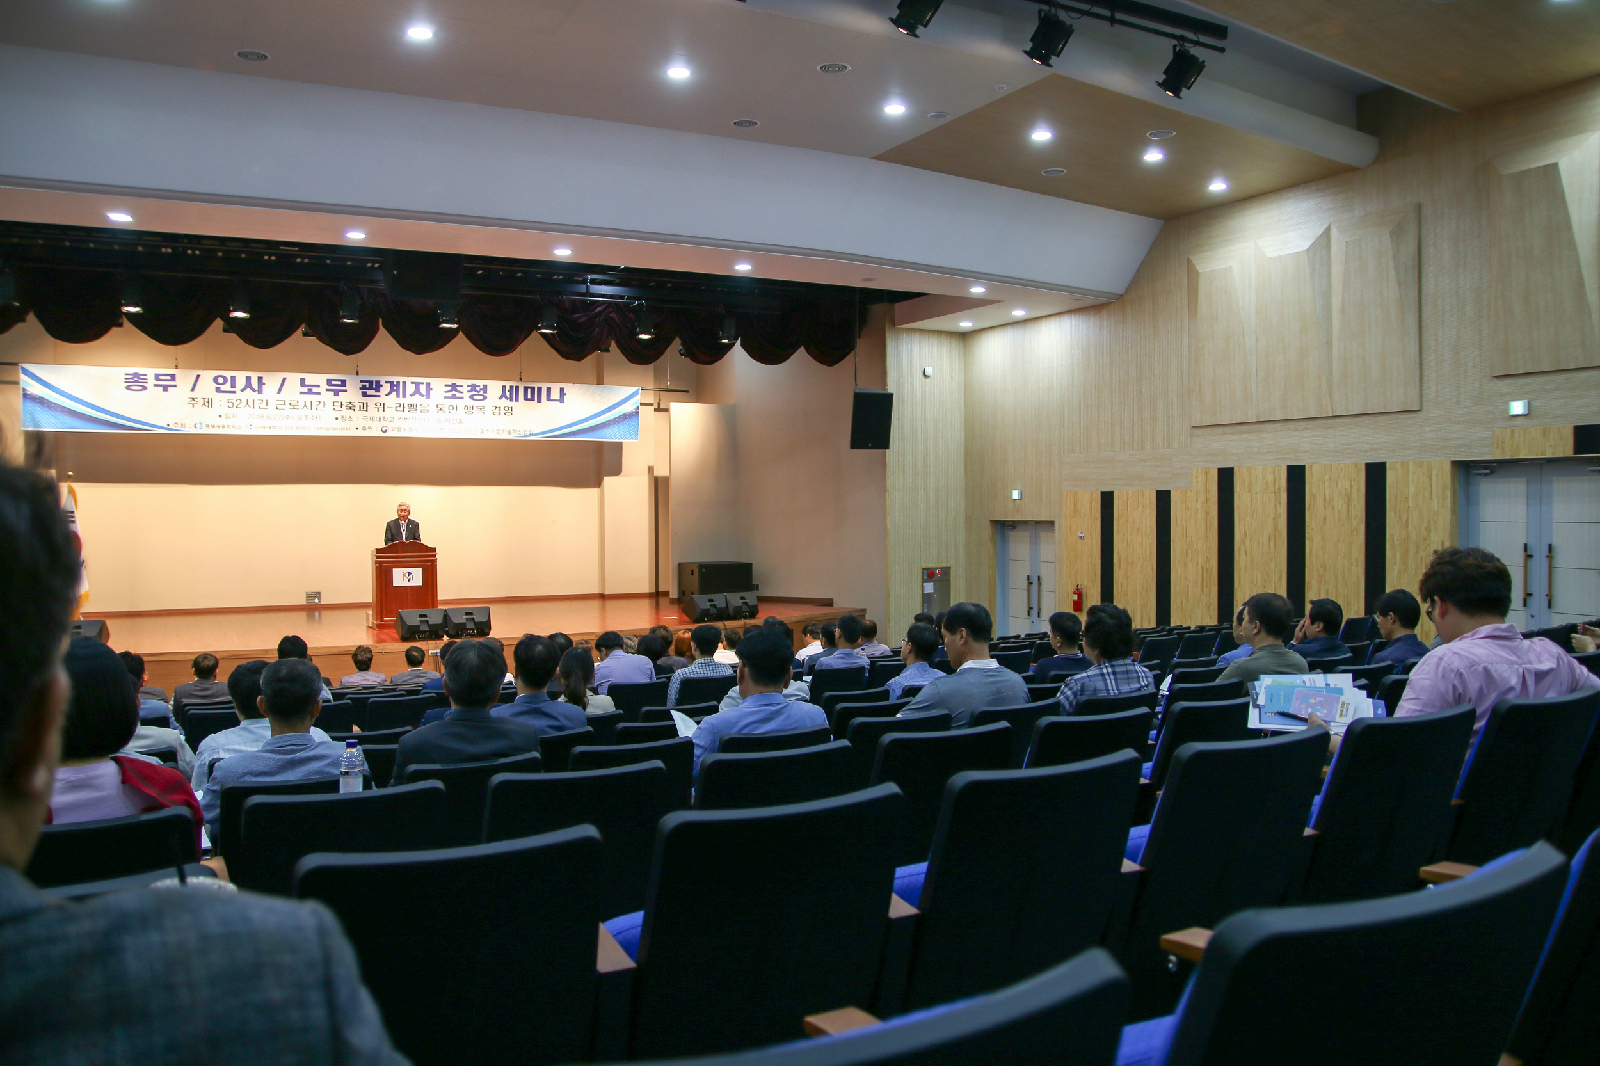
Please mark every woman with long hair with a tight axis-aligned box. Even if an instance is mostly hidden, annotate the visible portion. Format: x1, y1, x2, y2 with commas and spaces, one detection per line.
555, 646, 616, 715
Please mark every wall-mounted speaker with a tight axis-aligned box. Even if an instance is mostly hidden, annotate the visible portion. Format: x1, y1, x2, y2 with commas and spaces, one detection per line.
850, 388, 894, 450
396, 609, 448, 641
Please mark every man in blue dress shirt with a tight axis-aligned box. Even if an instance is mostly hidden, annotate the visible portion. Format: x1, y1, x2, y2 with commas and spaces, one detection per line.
1030, 611, 1092, 681
1215, 607, 1253, 668
1288, 598, 1353, 663
814, 614, 871, 672
1369, 588, 1430, 667
592, 631, 657, 694
690, 629, 828, 776
496, 634, 586, 735
857, 619, 893, 658
887, 622, 945, 700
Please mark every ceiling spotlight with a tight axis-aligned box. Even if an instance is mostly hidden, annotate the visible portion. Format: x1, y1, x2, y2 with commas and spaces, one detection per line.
235, 49, 269, 62
1157, 43, 1206, 98
1208, 178, 1229, 191
819, 63, 851, 74
927, 111, 950, 120
345, 229, 366, 240
718, 316, 738, 345
106, 211, 133, 223
406, 24, 434, 41
120, 276, 143, 315
552, 247, 573, 257
731, 118, 760, 128
1011, 308, 1027, 316
1041, 167, 1066, 176
635, 308, 657, 340
438, 304, 460, 330
1147, 129, 1176, 140
969, 285, 987, 294
889, 0, 944, 37
338, 286, 361, 324
1143, 148, 1165, 162
1023, 8, 1074, 67
1030, 128, 1053, 142
666, 64, 691, 79
734, 262, 753, 272
958, 320, 973, 328
883, 102, 907, 115
228, 283, 252, 320
537, 305, 559, 334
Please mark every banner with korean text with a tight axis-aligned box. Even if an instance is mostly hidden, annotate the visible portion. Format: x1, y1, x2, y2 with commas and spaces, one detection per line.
20, 364, 640, 442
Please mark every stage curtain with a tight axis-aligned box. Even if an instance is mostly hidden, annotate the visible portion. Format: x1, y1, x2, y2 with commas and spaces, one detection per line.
16, 267, 122, 344
126, 275, 227, 346
304, 285, 381, 355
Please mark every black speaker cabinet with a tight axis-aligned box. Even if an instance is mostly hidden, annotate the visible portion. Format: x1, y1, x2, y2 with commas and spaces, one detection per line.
682, 594, 728, 623
444, 606, 493, 638
70, 619, 110, 643
678, 561, 754, 596
850, 388, 893, 450
726, 592, 759, 620
396, 609, 448, 641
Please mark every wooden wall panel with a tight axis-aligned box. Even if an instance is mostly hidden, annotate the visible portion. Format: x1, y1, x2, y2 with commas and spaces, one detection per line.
1114, 490, 1158, 628
1493, 426, 1576, 458
1234, 465, 1288, 601
1171, 467, 1219, 626
1304, 463, 1367, 620
1060, 491, 1101, 615
1331, 205, 1422, 414
1387, 460, 1457, 645
1253, 232, 1332, 422
1189, 249, 1256, 427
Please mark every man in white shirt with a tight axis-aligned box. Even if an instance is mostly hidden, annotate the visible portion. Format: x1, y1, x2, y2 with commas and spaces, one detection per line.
794, 622, 825, 661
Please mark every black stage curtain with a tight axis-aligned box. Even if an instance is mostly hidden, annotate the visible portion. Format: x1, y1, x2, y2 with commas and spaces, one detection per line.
0, 266, 868, 365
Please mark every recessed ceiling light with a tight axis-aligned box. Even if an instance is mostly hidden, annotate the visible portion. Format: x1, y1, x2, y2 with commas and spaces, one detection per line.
883, 102, 907, 115
958, 321, 973, 328
1030, 129, 1053, 142
819, 63, 851, 74
106, 211, 133, 223
345, 230, 366, 240
406, 24, 434, 41
927, 111, 950, 120
1012, 308, 1027, 316
235, 49, 269, 62
969, 285, 987, 294
731, 118, 760, 128
666, 64, 691, 79
734, 262, 753, 272
1144, 148, 1165, 162
1147, 129, 1176, 140
1042, 167, 1066, 176
552, 247, 573, 257
1208, 179, 1229, 191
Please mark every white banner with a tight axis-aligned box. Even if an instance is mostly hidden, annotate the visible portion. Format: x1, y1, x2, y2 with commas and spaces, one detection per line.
21, 363, 639, 442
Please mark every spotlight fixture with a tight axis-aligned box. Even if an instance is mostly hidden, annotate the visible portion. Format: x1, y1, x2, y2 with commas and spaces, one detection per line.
1144, 148, 1165, 162
235, 49, 269, 62
958, 320, 973, 328
345, 229, 366, 240
438, 304, 460, 330
552, 247, 573, 257
338, 286, 361, 324
889, 0, 943, 37
120, 276, 143, 314
1023, 8, 1074, 67
731, 118, 760, 128
1208, 178, 1229, 191
1157, 43, 1206, 98
666, 64, 691, 79
1148, 129, 1176, 140
1012, 308, 1027, 316
819, 63, 851, 74
883, 102, 907, 115
406, 24, 434, 41
106, 211, 133, 223
228, 283, 251, 320
1030, 128, 1053, 142
1041, 167, 1066, 176
927, 111, 950, 120
969, 285, 987, 294
635, 307, 657, 340
717, 316, 738, 345
734, 262, 753, 272
537, 305, 559, 334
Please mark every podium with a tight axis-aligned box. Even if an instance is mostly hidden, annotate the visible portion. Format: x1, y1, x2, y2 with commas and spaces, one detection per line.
373, 541, 438, 624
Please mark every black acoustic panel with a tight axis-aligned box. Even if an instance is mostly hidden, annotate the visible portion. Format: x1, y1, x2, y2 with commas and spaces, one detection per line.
1216, 467, 1235, 625
1575, 423, 1600, 455
1100, 491, 1116, 606
443, 606, 492, 638
1286, 465, 1306, 616
396, 609, 448, 642
1155, 490, 1172, 627
1364, 462, 1388, 615
849, 389, 894, 449
70, 619, 110, 643
678, 561, 755, 596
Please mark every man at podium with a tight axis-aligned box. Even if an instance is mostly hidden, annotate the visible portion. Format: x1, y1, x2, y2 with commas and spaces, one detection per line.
384, 502, 421, 545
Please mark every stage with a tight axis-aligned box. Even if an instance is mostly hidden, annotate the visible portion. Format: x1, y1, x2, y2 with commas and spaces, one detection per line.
91, 594, 860, 695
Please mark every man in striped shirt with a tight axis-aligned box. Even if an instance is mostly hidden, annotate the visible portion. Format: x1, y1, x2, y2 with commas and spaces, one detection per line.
667, 624, 734, 707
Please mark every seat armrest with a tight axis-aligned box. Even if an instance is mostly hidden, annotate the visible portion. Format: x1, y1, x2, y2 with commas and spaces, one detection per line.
1419, 861, 1478, 884
596, 924, 636, 974
1159, 927, 1213, 964
805, 1007, 881, 1038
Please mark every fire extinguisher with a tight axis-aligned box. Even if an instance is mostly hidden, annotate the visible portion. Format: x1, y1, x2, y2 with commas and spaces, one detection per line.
1071, 583, 1085, 611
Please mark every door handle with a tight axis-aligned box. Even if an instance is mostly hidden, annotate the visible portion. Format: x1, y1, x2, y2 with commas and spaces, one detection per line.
1548, 544, 1554, 609
1523, 543, 1532, 605
1026, 574, 1034, 615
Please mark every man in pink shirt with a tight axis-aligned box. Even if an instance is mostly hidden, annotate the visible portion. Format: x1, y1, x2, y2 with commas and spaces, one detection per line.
1395, 547, 1598, 738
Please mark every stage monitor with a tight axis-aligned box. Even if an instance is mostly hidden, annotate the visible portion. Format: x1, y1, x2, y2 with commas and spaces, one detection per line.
396, 609, 448, 642
682, 594, 727, 623
850, 388, 894, 450
726, 592, 759, 620
444, 606, 493, 638
70, 619, 110, 644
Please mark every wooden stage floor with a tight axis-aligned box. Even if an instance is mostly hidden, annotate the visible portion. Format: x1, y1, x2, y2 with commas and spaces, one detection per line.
93, 595, 859, 695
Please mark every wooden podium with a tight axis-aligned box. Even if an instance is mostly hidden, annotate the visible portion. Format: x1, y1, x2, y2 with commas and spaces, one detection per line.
372, 541, 438, 625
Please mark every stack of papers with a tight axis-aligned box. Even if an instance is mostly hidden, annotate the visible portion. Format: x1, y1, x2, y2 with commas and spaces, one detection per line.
1249, 673, 1376, 735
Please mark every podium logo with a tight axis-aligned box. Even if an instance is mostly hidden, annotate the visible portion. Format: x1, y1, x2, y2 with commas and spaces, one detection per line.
393, 568, 422, 587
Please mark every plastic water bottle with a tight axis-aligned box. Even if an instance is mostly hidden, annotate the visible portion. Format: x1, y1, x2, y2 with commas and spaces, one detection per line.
339, 739, 366, 793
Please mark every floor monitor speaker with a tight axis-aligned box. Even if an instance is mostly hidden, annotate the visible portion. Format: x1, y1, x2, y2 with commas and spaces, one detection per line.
682, 594, 727, 623
70, 619, 110, 643
444, 606, 493, 638
396, 609, 448, 642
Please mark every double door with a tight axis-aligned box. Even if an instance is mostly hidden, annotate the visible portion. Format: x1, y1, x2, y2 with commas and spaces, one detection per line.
1464, 460, 1600, 630
996, 521, 1055, 637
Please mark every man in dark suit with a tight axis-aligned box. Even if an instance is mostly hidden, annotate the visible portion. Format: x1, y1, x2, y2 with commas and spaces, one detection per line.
383, 502, 420, 545
0, 463, 405, 1064
390, 638, 541, 785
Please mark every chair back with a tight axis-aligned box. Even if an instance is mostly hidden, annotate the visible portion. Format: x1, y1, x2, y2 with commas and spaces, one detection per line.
141, 746, 179, 767
832, 698, 912, 740
485, 762, 677, 916
1165, 844, 1569, 1066
676, 672, 739, 707
219, 778, 338, 859
1165, 678, 1246, 707
539, 727, 595, 773
696, 741, 857, 810
315, 700, 359, 733
1507, 829, 1600, 1066
1167, 664, 1224, 687
615, 720, 679, 745
181, 707, 239, 749
1136, 633, 1183, 672
846, 710, 951, 787
295, 827, 604, 1066
1148, 698, 1252, 789
1376, 672, 1410, 712
1338, 615, 1375, 643
399, 753, 544, 844
871, 723, 1014, 865
585, 709, 622, 744
868, 658, 906, 688
969, 701, 1061, 767
808, 666, 870, 706
628, 785, 905, 1058
1562, 709, 1600, 854
1301, 706, 1477, 903
719, 725, 833, 754
1176, 631, 1220, 659
905, 752, 1142, 1009
569, 736, 694, 807
1344, 640, 1373, 664
1027, 709, 1155, 769
1124, 728, 1328, 1018
820, 686, 890, 718
360, 744, 399, 789
1073, 688, 1159, 717
1306, 654, 1355, 673
326, 726, 413, 746
992, 649, 1033, 675
233, 781, 453, 896
1450, 691, 1600, 865
1345, 661, 1395, 696
610, 678, 670, 716
1573, 650, 1600, 678
365, 694, 433, 731
25, 807, 198, 887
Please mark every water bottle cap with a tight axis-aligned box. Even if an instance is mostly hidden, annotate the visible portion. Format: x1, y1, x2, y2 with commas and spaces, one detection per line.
346, 739, 359, 747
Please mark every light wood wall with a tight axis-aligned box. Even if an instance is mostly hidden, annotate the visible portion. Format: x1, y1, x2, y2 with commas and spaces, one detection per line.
1059, 491, 1101, 619
1387, 460, 1456, 644
1171, 468, 1219, 626
1234, 465, 1288, 606
1114, 490, 1157, 628
1305, 463, 1366, 618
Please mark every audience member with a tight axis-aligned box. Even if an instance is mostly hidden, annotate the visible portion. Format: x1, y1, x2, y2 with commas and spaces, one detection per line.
888, 623, 945, 701
388, 645, 438, 685
667, 624, 734, 707
814, 614, 871, 674
340, 645, 386, 688
1216, 607, 1253, 668
50, 639, 202, 845
913, 612, 937, 628
690, 630, 827, 775
1218, 594, 1308, 684
1393, 547, 1599, 737
498, 635, 585, 735
117, 650, 169, 704
389, 640, 542, 785
592, 631, 656, 694
1369, 589, 1430, 667
714, 626, 743, 665
173, 651, 229, 710
275, 634, 332, 701
794, 622, 825, 661
804, 622, 840, 676
481, 636, 514, 687
716, 623, 810, 711
1030, 612, 1092, 681
556, 647, 617, 716
657, 629, 692, 673
544, 632, 575, 695
636, 633, 670, 675
201, 659, 346, 834
858, 620, 893, 658
191, 660, 333, 796
900, 603, 1029, 725
421, 639, 458, 692
1056, 604, 1156, 715
0, 462, 406, 1065
1288, 598, 1353, 662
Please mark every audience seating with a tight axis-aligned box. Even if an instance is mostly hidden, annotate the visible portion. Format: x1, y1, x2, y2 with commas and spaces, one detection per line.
1561, 706, 1600, 854
870, 723, 1013, 865
1027, 710, 1155, 769
359, 744, 399, 789
676, 673, 740, 707
1399, 656, 1425, 674
540, 726, 596, 773
1338, 615, 1376, 643
1344, 662, 1395, 697
182, 707, 240, 749
846, 711, 952, 787
569, 736, 694, 806
1117, 729, 1327, 1019
832, 698, 912, 741
968, 701, 1061, 768
174, 697, 232, 727
867, 659, 906, 688
1027, 682, 1064, 702
608, 785, 905, 1058
1134, 635, 1182, 673
232, 781, 453, 896
1075, 689, 1160, 718
325, 726, 412, 746
1305, 654, 1355, 673
1297, 706, 1477, 903
898, 752, 1142, 1011
218, 778, 339, 860
719, 725, 833, 753
1145, 699, 1252, 791
610, 679, 670, 717
1344, 640, 1372, 664
1116, 843, 1569, 1066
585, 709, 623, 745
1574, 649, 1600, 678
1376, 673, 1410, 712
40, 863, 218, 902
141, 746, 179, 767
992, 650, 1033, 675
316, 700, 359, 733
1175, 631, 1219, 660
808, 667, 870, 707
365, 693, 433, 731
695, 741, 857, 810
1162, 678, 1246, 709
24, 807, 198, 888
484, 762, 678, 916
398, 753, 544, 844
1505, 828, 1600, 1066
821, 686, 889, 718
296, 827, 610, 1066
1446, 691, 1600, 866
1164, 662, 1222, 687
636, 706, 672, 723
615, 721, 680, 744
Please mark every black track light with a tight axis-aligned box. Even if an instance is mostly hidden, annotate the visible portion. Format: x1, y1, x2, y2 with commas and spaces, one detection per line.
1023, 8, 1074, 67
889, 0, 943, 37
438, 303, 459, 330
717, 316, 738, 346
1157, 42, 1206, 98
227, 282, 251, 320
635, 307, 657, 341
120, 275, 143, 314
338, 286, 361, 324
537, 305, 559, 335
